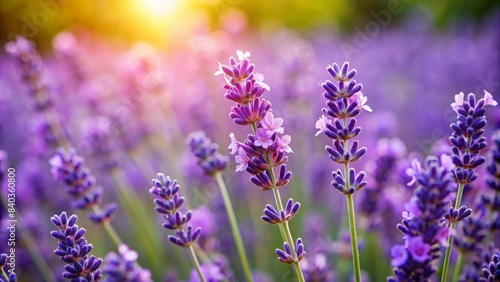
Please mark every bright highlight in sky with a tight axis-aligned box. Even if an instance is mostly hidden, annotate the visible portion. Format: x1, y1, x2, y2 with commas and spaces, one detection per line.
140, 0, 180, 17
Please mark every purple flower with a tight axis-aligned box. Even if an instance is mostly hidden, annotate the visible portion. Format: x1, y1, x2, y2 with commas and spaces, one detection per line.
261, 111, 284, 134
186, 131, 228, 176
189, 263, 225, 282
315, 115, 332, 137
405, 236, 431, 263
254, 128, 273, 149
404, 159, 422, 186
276, 135, 293, 153
50, 212, 103, 281
149, 173, 202, 248
390, 245, 408, 267
103, 244, 152, 282
235, 147, 250, 172
276, 238, 306, 264
49, 148, 116, 224
389, 156, 455, 281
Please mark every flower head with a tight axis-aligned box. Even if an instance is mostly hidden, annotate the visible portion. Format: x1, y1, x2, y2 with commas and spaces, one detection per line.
405, 236, 431, 263
315, 115, 332, 137
261, 111, 284, 134
390, 245, 408, 267
481, 90, 497, 107
276, 135, 293, 153
235, 147, 250, 172
254, 128, 274, 149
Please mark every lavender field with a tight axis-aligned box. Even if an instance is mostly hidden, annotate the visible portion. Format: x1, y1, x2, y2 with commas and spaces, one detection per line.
0, 1, 499, 281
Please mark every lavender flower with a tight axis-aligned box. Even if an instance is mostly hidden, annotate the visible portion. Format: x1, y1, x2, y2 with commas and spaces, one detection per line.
49, 148, 117, 224
150, 173, 201, 247
480, 251, 500, 282
50, 212, 103, 281
187, 130, 253, 282
186, 131, 228, 176
388, 155, 454, 281
189, 263, 225, 282
102, 244, 152, 282
149, 173, 206, 281
483, 130, 500, 232
317, 61, 370, 282
301, 253, 335, 282
216, 51, 305, 278
4, 37, 49, 109
442, 90, 497, 281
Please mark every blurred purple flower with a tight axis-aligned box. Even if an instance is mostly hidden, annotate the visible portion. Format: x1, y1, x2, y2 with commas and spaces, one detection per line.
189, 263, 225, 282
405, 236, 431, 263
390, 245, 408, 267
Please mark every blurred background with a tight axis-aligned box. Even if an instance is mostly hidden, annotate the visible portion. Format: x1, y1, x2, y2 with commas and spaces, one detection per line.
0, 0, 499, 281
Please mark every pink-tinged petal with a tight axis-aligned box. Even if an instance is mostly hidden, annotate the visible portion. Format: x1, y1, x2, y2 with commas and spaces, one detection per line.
451, 92, 464, 112
236, 50, 251, 61
255, 73, 270, 91
482, 90, 498, 107
315, 115, 331, 137
390, 245, 408, 267
228, 133, 239, 155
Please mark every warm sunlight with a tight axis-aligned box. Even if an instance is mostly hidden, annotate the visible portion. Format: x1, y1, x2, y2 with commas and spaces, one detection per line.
139, 0, 180, 17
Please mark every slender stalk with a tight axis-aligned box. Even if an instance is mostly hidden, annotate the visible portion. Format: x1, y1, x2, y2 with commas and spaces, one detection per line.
453, 250, 464, 282
441, 182, 464, 282
341, 116, 362, 282
269, 166, 305, 282
250, 122, 304, 281
188, 245, 207, 282
346, 193, 362, 282
214, 173, 254, 282
91, 205, 123, 246
1, 269, 9, 281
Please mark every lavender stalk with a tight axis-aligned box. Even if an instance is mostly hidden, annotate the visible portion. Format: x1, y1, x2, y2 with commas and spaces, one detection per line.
441, 91, 497, 281
316, 62, 371, 282
186, 131, 254, 282
149, 173, 206, 282
215, 51, 305, 281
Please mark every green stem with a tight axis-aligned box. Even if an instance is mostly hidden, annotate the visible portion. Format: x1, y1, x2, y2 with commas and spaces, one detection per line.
1, 269, 9, 281
341, 115, 362, 282
453, 250, 464, 282
271, 178, 306, 282
188, 245, 207, 282
214, 173, 254, 282
250, 122, 304, 281
346, 193, 362, 282
91, 205, 123, 246
441, 182, 464, 282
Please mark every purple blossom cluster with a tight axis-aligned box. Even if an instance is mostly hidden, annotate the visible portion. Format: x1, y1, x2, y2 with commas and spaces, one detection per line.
388, 156, 455, 281
102, 244, 152, 282
317, 62, 370, 195
186, 131, 228, 176
49, 148, 117, 224
149, 173, 201, 248
215, 51, 305, 270
50, 212, 103, 281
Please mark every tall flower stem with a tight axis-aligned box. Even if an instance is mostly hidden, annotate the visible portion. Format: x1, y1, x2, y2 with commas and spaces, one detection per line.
188, 245, 207, 282
452, 250, 465, 282
214, 172, 254, 282
91, 205, 123, 246
265, 156, 305, 282
441, 182, 464, 282
342, 118, 361, 282
346, 193, 361, 282
1, 269, 8, 281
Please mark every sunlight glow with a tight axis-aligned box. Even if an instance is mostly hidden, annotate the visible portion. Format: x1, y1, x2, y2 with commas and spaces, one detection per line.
140, 0, 180, 17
